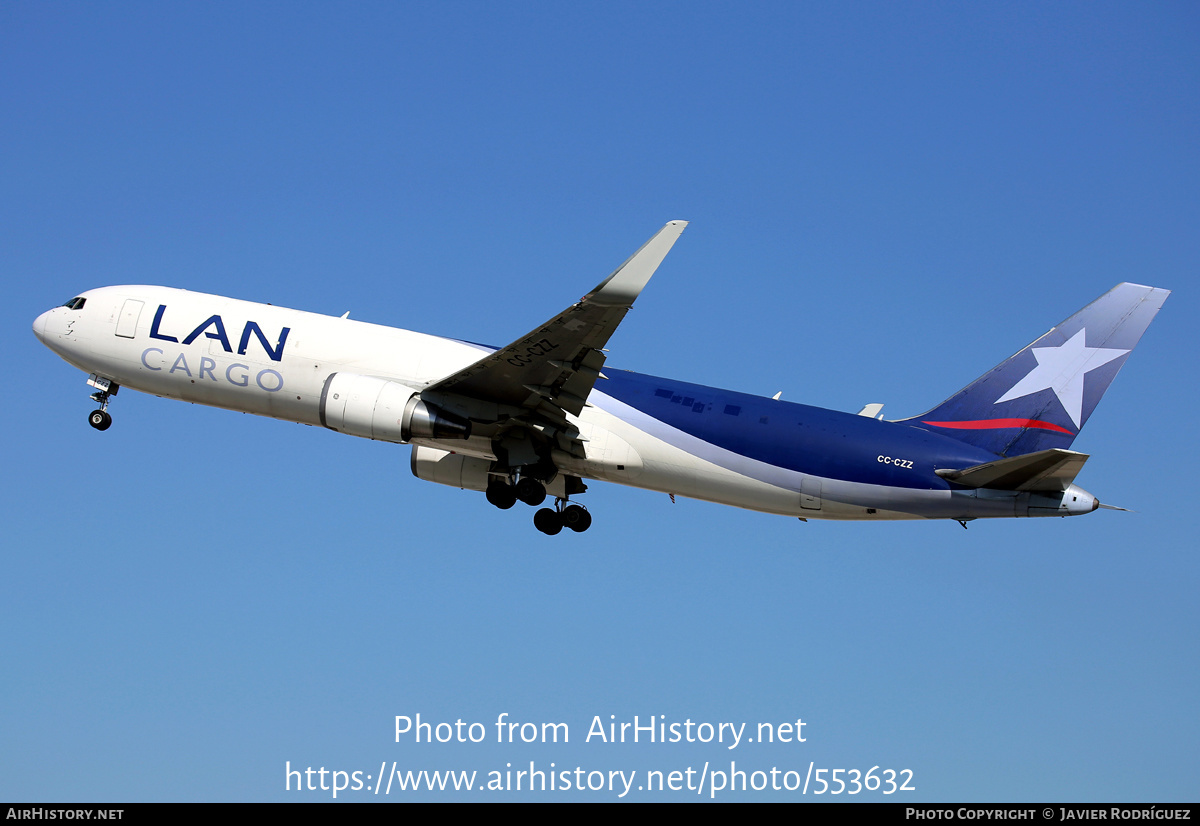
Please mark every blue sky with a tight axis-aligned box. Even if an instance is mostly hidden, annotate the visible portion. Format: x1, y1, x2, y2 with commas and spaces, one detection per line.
3, 2, 1197, 801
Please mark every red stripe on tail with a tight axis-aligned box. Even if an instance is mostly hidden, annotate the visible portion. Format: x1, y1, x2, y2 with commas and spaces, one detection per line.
921, 418, 1074, 434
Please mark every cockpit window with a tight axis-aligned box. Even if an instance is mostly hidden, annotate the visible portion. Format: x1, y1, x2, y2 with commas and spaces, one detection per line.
61, 297, 86, 310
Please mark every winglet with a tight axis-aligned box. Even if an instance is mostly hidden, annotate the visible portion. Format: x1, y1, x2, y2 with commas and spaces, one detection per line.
585, 220, 687, 307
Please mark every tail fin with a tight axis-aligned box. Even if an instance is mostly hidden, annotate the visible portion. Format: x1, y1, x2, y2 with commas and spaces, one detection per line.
900, 283, 1169, 457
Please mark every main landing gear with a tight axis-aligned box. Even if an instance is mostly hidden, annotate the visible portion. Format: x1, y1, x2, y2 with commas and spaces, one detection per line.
85, 374, 118, 431
485, 476, 592, 535
533, 501, 592, 536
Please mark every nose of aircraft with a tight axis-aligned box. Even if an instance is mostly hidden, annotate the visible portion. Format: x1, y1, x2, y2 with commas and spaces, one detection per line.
33, 310, 50, 344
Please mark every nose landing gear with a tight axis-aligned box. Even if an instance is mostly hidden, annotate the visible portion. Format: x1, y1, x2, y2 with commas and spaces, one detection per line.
85, 374, 118, 431
88, 407, 112, 431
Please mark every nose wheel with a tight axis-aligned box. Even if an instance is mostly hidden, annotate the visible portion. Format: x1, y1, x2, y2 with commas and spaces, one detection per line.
88, 408, 112, 431
85, 374, 118, 431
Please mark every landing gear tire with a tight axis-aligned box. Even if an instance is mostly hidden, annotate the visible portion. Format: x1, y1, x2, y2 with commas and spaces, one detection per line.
533, 507, 563, 535
516, 477, 547, 507
88, 409, 112, 431
486, 479, 517, 510
561, 504, 592, 533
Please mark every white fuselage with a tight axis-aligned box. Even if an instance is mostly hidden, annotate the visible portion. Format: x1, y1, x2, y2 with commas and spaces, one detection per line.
33, 285, 1096, 523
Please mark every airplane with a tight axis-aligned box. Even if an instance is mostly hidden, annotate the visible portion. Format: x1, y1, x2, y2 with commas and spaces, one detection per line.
32, 221, 1169, 534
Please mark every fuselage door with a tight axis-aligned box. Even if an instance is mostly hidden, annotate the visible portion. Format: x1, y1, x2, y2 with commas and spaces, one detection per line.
115, 299, 144, 339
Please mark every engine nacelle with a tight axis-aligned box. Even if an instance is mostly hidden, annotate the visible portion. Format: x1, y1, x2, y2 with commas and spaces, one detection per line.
410, 446, 491, 491
319, 372, 471, 443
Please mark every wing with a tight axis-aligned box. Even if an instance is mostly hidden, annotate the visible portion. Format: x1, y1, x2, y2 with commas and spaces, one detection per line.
424, 221, 687, 423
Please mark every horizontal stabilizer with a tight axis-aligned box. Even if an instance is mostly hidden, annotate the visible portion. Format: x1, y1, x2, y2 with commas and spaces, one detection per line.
936, 448, 1089, 492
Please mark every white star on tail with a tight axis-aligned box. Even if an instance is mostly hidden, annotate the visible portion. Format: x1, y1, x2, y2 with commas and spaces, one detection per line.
995, 328, 1129, 428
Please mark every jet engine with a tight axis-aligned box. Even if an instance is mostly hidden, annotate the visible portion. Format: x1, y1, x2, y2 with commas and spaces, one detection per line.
319, 372, 471, 443
410, 446, 492, 491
